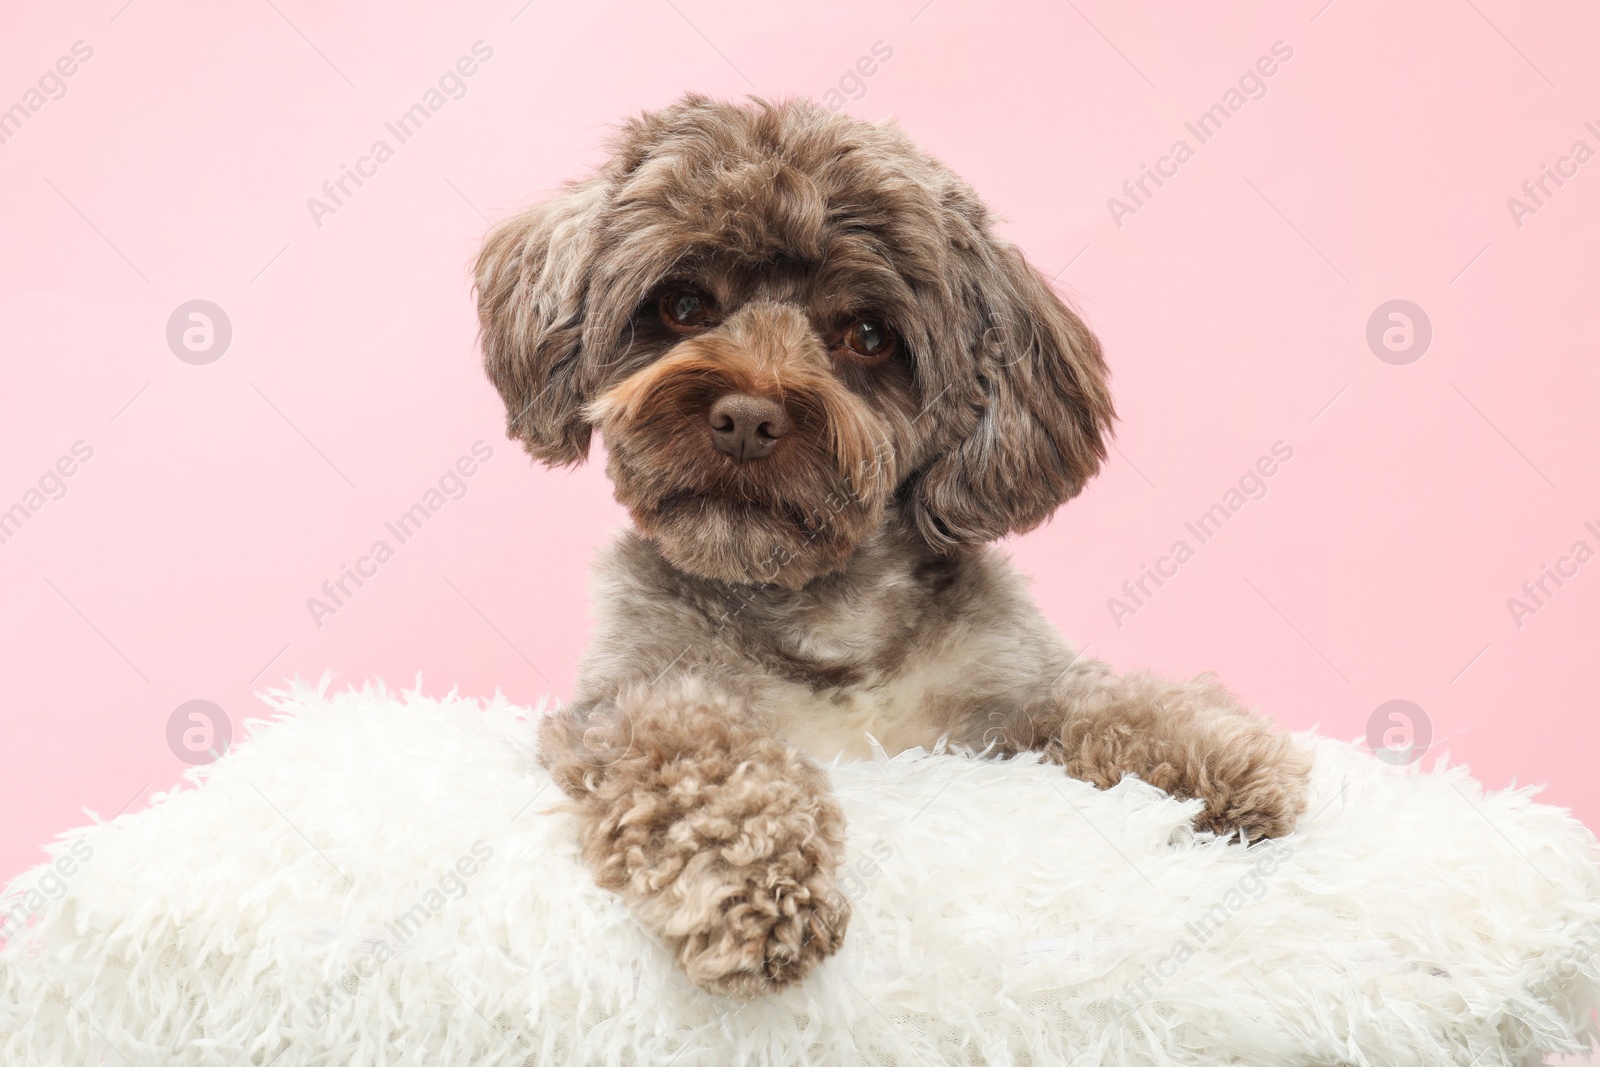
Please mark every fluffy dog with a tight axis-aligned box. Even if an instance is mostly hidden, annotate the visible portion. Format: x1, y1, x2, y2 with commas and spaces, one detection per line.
475, 94, 1311, 999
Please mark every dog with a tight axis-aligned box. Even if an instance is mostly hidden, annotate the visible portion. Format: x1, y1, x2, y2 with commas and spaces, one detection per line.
474, 94, 1312, 999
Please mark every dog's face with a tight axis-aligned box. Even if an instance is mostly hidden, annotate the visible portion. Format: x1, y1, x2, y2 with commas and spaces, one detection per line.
476, 95, 1114, 589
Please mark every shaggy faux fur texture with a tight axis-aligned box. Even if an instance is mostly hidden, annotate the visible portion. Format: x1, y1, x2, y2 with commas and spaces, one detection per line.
2, 681, 1597, 1066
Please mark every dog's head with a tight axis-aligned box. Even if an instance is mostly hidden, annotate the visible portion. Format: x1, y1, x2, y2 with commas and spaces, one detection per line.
476, 95, 1113, 589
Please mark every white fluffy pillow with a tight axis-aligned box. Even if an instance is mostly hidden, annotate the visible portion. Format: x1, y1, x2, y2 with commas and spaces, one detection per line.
2, 680, 1596, 1066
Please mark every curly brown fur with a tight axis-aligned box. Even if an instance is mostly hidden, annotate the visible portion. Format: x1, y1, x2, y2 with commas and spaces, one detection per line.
540, 679, 849, 997
475, 92, 1113, 578
476, 94, 1311, 998
1040, 669, 1312, 840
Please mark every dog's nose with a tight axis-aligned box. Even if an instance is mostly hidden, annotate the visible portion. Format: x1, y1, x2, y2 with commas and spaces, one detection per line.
708, 394, 790, 462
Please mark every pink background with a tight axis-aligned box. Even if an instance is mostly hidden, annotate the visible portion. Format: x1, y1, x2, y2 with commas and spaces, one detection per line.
3, 0, 1597, 889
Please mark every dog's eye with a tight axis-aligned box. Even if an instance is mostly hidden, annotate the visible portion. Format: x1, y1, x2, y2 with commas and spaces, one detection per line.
840, 319, 897, 362
659, 290, 712, 332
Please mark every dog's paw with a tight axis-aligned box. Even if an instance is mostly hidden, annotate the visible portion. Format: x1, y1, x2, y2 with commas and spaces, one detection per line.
667, 850, 850, 998
1187, 722, 1312, 841
564, 683, 852, 997
1050, 673, 1313, 843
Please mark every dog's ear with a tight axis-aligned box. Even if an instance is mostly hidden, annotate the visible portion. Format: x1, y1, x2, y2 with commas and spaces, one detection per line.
475, 179, 612, 466
909, 244, 1115, 550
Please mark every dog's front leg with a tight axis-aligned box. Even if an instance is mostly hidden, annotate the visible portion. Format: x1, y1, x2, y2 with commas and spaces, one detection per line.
538, 679, 850, 997
1032, 659, 1312, 841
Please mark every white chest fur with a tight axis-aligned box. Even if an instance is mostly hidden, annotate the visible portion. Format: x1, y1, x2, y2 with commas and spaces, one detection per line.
759, 593, 957, 761
761, 667, 947, 762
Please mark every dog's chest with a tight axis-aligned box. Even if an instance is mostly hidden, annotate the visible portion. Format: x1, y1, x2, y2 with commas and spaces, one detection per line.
764, 669, 947, 762
755, 598, 947, 762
